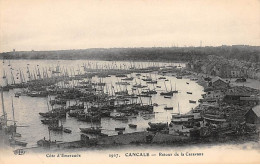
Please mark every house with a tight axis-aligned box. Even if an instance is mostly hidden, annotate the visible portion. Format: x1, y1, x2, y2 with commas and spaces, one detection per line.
255, 69, 260, 80
204, 89, 224, 100
244, 105, 260, 124
230, 69, 241, 78
219, 64, 232, 78
210, 76, 229, 89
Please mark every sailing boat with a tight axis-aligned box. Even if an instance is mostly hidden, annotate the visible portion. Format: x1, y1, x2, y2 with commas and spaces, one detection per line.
48, 119, 63, 131
172, 83, 178, 93
0, 86, 7, 130
79, 115, 102, 134
9, 97, 27, 147
160, 81, 174, 96
37, 129, 57, 147
164, 106, 173, 110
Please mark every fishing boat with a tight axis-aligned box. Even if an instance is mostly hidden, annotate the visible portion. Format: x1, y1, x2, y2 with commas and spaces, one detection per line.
121, 77, 134, 81
115, 82, 130, 85
68, 109, 84, 117
164, 106, 173, 110
128, 124, 137, 128
115, 127, 125, 131
160, 81, 177, 96
137, 94, 152, 98
79, 127, 101, 134
50, 99, 67, 105
142, 78, 152, 82
147, 122, 168, 131
41, 119, 59, 125
27, 91, 48, 97
37, 138, 57, 147
189, 100, 196, 103
78, 113, 101, 122
48, 124, 63, 131
63, 128, 72, 133
146, 80, 157, 84
116, 74, 127, 77
158, 77, 166, 80
39, 111, 66, 118
113, 114, 128, 121
187, 92, 192, 94
141, 90, 157, 94
8, 98, 27, 147
9, 138, 27, 147
14, 92, 21, 98
133, 84, 147, 88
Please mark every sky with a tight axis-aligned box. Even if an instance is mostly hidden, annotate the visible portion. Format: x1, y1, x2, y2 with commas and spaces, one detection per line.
0, 0, 260, 52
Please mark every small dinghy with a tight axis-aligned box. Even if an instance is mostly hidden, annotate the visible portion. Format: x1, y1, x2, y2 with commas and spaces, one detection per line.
189, 100, 196, 103
128, 124, 137, 128
164, 106, 173, 110
115, 127, 125, 131
63, 128, 72, 133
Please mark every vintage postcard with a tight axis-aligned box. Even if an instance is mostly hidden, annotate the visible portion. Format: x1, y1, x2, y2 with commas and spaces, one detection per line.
0, 0, 260, 164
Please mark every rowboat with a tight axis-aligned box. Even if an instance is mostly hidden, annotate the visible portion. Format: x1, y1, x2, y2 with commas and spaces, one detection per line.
164, 106, 173, 110
128, 124, 137, 128
189, 100, 196, 103
115, 127, 125, 131
63, 128, 72, 133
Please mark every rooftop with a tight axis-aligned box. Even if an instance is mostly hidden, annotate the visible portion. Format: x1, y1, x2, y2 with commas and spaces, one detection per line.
212, 76, 228, 84
252, 105, 260, 117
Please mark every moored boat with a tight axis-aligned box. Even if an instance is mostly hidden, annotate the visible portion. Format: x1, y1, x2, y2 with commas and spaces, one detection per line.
164, 106, 173, 110
63, 128, 72, 133
128, 124, 137, 128
9, 138, 27, 147
79, 127, 101, 134
115, 127, 125, 131
164, 95, 172, 98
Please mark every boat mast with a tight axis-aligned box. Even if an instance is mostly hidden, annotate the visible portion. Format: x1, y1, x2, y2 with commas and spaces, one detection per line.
1, 87, 7, 127
48, 128, 51, 141
164, 81, 168, 92
170, 80, 173, 91
11, 97, 15, 126
178, 103, 180, 115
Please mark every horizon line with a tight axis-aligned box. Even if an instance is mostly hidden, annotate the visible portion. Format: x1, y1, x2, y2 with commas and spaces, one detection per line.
1, 44, 260, 54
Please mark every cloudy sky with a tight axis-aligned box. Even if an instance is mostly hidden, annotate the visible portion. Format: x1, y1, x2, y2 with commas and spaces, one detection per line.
0, 0, 259, 52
